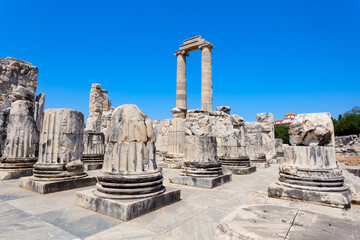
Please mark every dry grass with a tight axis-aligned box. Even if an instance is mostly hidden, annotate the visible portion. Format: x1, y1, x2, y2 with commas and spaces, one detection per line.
336, 156, 360, 166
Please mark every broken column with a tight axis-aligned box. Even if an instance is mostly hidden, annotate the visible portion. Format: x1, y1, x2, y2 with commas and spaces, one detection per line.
170, 135, 231, 188
0, 57, 44, 180
86, 83, 113, 138
76, 104, 180, 221
257, 113, 277, 163
219, 114, 256, 175
82, 130, 105, 170
275, 138, 285, 163
19, 109, 97, 194
83, 83, 112, 170
244, 122, 269, 168
162, 107, 186, 168
268, 112, 351, 208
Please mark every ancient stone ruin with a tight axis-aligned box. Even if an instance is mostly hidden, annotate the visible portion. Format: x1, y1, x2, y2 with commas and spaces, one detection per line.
19, 108, 96, 194
1, 36, 360, 239
76, 104, 180, 221
268, 112, 352, 208
82, 130, 105, 170
82, 83, 111, 170
85, 83, 113, 137
257, 113, 276, 163
275, 138, 285, 163
244, 121, 269, 168
0, 57, 45, 180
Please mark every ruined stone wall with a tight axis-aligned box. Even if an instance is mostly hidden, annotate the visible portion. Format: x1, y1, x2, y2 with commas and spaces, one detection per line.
153, 107, 246, 160
335, 134, 360, 156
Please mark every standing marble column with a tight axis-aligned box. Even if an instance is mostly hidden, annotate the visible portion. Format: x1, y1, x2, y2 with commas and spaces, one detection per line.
19, 108, 96, 194
175, 50, 189, 109
200, 43, 214, 112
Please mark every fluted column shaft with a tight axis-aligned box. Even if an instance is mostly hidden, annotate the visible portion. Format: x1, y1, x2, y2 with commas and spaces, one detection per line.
201, 45, 213, 111
175, 50, 188, 109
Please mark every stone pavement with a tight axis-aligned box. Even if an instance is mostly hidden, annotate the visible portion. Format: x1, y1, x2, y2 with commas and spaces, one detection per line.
1, 165, 360, 239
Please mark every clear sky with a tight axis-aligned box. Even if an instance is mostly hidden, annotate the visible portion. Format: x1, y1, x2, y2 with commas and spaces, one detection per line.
2, 0, 359, 121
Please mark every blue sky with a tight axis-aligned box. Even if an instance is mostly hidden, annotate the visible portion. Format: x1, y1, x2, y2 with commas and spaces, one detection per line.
2, 0, 359, 121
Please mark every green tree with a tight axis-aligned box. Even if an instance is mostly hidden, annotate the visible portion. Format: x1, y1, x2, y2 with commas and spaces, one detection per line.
274, 125, 290, 144
334, 106, 360, 136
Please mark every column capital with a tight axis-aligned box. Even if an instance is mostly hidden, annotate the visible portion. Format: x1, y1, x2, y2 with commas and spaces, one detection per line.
174, 50, 189, 57
199, 42, 214, 50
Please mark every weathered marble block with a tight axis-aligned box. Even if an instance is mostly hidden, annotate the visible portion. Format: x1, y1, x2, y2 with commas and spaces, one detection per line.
289, 112, 335, 146
76, 104, 180, 220
19, 108, 96, 193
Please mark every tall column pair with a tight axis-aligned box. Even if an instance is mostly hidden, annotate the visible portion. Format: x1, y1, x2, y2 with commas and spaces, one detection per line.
175, 43, 213, 111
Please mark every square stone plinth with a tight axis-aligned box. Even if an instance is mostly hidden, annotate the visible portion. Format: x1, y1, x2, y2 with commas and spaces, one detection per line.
268, 181, 352, 209
75, 187, 181, 221
84, 163, 103, 171
250, 161, 270, 168
0, 168, 33, 180
222, 166, 256, 175
169, 174, 232, 189
19, 176, 97, 194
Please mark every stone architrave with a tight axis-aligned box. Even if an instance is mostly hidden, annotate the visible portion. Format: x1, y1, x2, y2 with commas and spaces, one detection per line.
244, 122, 269, 168
19, 109, 96, 194
82, 130, 105, 170
169, 135, 231, 189
0, 57, 45, 180
76, 104, 180, 221
268, 112, 351, 209
257, 113, 277, 163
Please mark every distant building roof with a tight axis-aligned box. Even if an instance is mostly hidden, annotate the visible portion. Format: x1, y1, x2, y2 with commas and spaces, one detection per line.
285, 112, 296, 116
